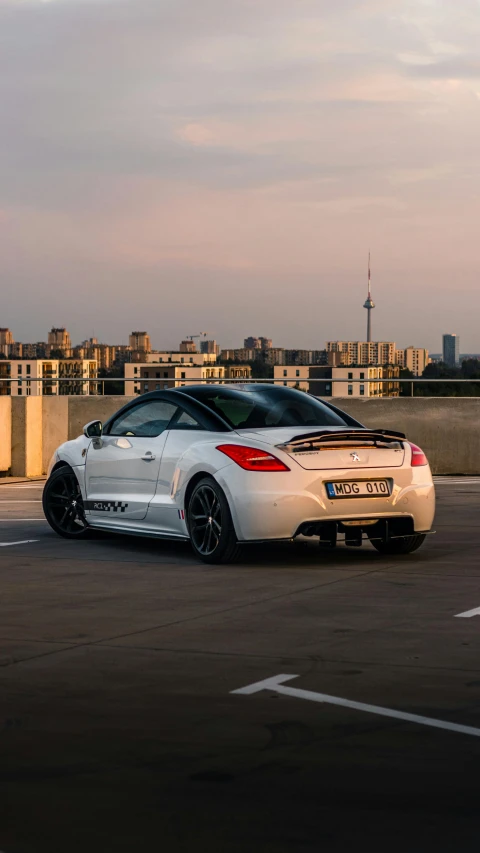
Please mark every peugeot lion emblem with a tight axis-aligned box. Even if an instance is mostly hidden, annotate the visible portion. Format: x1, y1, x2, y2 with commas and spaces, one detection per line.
351, 452, 360, 462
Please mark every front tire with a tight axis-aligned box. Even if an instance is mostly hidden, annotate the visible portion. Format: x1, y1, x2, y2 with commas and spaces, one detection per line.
43, 466, 90, 539
187, 477, 240, 564
370, 534, 426, 555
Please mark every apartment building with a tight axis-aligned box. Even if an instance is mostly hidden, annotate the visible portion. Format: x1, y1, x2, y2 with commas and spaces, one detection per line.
21, 342, 47, 359
326, 341, 396, 366
263, 348, 286, 366
48, 327, 72, 358
179, 340, 197, 353
244, 337, 272, 350
1, 360, 98, 395
395, 347, 429, 376
224, 365, 252, 381
129, 331, 151, 352
200, 340, 220, 356
0, 328, 14, 358
73, 342, 117, 370
220, 349, 257, 363
131, 351, 217, 365
274, 365, 400, 397
125, 363, 225, 394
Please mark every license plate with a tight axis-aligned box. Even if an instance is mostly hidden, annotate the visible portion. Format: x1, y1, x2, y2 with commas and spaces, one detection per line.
326, 480, 390, 499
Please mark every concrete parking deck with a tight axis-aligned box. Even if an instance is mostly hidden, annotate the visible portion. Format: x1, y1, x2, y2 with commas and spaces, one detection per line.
1, 480, 480, 852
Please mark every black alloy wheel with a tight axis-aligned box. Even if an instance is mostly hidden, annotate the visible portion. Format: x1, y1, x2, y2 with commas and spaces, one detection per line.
43, 466, 90, 539
188, 477, 240, 564
370, 533, 426, 555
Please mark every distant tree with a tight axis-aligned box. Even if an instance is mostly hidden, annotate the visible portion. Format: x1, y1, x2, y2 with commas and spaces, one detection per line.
98, 367, 124, 395
416, 360, 480, 396
249, 360, 273, 380
461, 359, 480, 379
399, 368, 414, 396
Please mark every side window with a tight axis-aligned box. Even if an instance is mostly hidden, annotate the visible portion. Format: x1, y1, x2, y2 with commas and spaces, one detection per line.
170, 409, 203, 431
109, 400, 178, 437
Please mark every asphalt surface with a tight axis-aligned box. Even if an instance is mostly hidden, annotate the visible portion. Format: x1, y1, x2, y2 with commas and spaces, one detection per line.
1, 478, 480, 852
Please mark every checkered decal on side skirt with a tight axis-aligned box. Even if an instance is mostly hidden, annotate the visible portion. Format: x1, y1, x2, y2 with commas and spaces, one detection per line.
85, 501, 129, 513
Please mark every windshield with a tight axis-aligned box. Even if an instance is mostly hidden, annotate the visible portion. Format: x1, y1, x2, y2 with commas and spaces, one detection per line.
178, 386, 349, 429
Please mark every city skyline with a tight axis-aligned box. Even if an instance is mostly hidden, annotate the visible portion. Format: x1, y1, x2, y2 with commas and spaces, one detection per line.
0, 322, 436, 356
1, 0, 480, 350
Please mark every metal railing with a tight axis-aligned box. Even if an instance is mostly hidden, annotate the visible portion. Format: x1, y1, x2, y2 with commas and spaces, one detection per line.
2, 376, 480, 396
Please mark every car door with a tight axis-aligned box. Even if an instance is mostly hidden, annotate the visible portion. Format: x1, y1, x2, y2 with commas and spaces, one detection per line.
85, 398, 179, 521
148, 408, 208, 533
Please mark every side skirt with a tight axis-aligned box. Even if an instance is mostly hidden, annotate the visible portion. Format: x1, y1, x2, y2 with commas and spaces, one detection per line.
88, 521, 189, 542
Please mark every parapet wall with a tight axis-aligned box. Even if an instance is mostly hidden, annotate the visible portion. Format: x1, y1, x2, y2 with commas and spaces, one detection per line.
335, 397, 476, 475
0, 395, 478, 476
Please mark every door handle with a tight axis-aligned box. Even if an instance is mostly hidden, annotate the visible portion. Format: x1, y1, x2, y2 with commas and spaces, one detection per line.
141, 452, 156, 461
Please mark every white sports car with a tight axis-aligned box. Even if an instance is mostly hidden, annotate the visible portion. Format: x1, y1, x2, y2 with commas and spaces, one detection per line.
43, 384, 435, 563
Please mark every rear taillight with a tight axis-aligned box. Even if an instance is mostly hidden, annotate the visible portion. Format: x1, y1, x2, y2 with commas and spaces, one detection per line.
216, 444, 290, 472
409, 442, 428, 467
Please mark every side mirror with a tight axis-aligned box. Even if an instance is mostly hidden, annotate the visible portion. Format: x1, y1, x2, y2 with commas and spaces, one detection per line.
83, 420, 103, 438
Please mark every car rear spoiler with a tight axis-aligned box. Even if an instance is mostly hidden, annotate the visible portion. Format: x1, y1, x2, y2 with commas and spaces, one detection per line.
278, 428, 406, 452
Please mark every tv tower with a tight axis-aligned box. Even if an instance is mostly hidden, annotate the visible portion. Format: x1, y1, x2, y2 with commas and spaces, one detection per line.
363, 251, 375, 342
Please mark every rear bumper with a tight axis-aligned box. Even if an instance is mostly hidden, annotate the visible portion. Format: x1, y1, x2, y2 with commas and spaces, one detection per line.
217, 464, 435, 542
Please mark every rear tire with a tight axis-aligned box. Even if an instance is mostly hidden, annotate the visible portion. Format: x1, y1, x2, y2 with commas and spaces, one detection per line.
43, 465, 90, 540
187, 477, 240, 564
370, 534, 426, 555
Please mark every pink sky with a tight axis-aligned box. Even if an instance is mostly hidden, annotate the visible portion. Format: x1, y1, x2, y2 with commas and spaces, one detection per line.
1, 0, 480, 351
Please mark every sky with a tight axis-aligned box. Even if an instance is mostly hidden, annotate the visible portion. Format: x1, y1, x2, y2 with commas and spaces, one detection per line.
1, 0, 479, 352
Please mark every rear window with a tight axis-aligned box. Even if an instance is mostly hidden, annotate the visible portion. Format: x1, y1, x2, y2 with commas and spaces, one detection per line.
181, 387, 348, 429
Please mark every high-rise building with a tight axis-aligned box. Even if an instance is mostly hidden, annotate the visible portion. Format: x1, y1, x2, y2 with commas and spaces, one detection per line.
22, 342, 47, 359
243, 336, 272, 350
47, 327, 72, 357
129, 331, 151, 352
114, 345, 133, 365
8, 342, 23, 358
179, 340, 197, 353
395, 347, 429, 376
0, 328, 14, 358
220, 348, 256, 362
443, 334, 459, 367
200, 339, 220, 355
326, 341, 396, 366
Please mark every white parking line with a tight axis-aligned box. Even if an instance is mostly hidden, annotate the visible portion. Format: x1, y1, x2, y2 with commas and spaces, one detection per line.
434, 479, 480, 485
231, 674, 480, 738
5, 484, 44, 489
455, 606, 480, 619
0, 500, 42, 504
0, 540, 39, 547
0, 519, 46, 522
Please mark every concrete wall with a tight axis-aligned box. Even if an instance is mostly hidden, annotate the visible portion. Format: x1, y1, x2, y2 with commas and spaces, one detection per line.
1, 395, 480, 476
67, 396, 135, 442
328, 398, 480, 475
0, 398, 12, 474
42, 397, 69, 476
11, 397, 43, 478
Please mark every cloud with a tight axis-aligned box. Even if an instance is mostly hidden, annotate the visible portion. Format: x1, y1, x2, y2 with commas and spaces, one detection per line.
0, 0, 479, 350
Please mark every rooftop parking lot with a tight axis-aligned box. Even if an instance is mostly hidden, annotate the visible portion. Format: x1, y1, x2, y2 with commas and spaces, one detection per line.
1, 478, 480, 852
